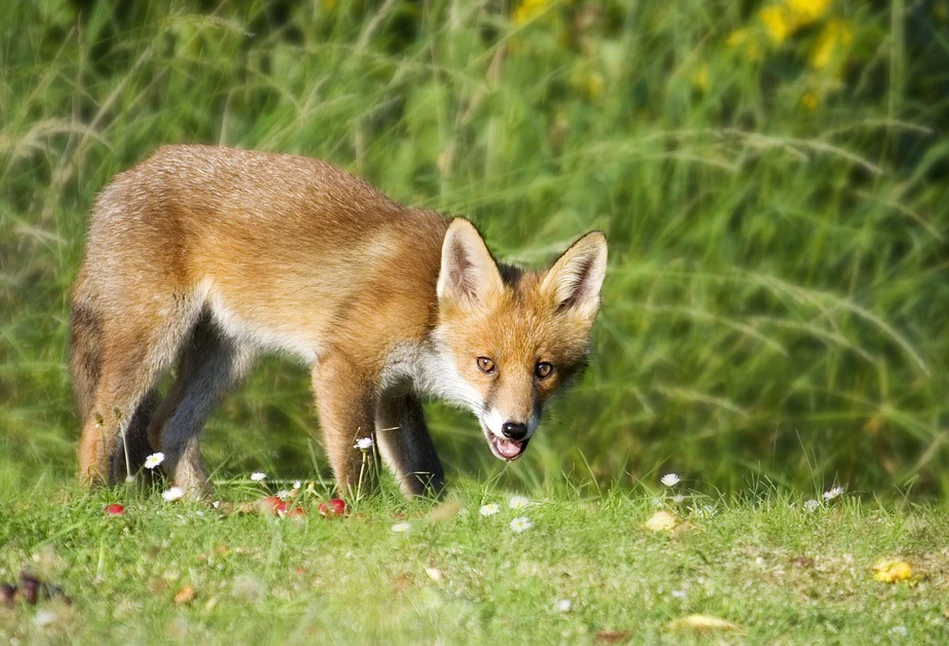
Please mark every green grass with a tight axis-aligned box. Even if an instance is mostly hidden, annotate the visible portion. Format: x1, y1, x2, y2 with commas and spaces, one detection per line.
2, 479, 948, 644
4, 2, 949, 640
2, 2, 949, 494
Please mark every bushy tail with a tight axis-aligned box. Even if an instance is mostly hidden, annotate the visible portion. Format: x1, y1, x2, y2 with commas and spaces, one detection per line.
69, 298, 101, 425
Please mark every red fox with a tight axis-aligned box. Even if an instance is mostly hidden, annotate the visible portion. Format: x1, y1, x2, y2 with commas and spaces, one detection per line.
70, 145, 607, 498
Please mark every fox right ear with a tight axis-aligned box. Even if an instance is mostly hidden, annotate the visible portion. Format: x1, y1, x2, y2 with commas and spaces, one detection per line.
437, 219, 503, 306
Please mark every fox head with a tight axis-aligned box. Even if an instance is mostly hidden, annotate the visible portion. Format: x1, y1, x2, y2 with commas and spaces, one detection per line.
434, 218, 607, 462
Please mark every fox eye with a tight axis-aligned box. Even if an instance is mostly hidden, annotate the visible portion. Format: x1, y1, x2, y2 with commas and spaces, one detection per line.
535, 362, 554, 379
477, 357, 496, 374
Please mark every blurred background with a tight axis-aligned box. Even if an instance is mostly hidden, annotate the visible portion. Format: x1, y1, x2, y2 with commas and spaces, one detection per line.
1, 0, 947, 498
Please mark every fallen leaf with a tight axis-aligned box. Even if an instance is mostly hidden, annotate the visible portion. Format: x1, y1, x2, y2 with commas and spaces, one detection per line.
873, 559, 912, 583
392, 574, 414, 592
644, 510, 678, 532
673, 520, 697, 534
427, 499, 462, 522
173, 585, 196, 605
665, 614, 744, 634
595, 629, 633, 643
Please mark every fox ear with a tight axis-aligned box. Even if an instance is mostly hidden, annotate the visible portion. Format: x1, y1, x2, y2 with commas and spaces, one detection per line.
541, 231, 608, 321
437, 219, 503, 305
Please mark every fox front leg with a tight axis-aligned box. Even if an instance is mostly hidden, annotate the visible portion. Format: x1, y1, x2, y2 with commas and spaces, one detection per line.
311, 356, 379, 497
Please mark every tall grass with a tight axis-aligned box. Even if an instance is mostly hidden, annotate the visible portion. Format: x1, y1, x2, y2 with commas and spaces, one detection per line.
1, 0, 947, 496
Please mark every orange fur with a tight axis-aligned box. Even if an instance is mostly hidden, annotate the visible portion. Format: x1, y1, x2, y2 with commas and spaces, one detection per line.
71, 145, 607, 498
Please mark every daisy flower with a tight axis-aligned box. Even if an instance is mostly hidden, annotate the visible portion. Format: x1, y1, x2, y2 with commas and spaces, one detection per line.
276, 490, 292, 501
803, 499, 820, 512
822, 486, 844, 501
555, 598, 572, 612
250, 472, 267, 482
479, 503, 500, 517
509, 495, 531, 510
671, 495, 686, 504
660, 473, 681, 487
391, 522, 411, 533
510, 516, 532, 533
292, 480, 302, 491
354, 437, 374, 451
162, 487, 184, 502
144, 452, 165, 469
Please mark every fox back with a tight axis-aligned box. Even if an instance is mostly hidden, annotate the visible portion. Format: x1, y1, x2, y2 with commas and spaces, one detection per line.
71, 145, 607, 498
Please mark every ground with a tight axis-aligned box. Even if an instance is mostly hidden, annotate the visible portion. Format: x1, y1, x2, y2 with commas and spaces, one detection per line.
2, 476, 946, 644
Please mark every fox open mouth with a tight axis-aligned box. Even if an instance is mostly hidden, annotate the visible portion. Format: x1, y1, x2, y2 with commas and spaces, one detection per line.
483, 426, 530, 461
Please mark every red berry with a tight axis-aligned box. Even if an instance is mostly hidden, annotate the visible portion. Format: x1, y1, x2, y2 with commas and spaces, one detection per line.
105, 503, 125, 516
263, 496, 288, 516
318, 498, 347, 517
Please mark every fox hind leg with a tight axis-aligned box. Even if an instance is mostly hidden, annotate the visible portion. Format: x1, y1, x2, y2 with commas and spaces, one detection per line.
75, 290, 203, 487
148, 315, 253, 498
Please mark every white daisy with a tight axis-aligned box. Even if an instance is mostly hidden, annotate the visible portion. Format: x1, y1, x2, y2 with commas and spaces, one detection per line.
671, 495, 686, 504
144, 452, 165, 469
510, 516, 532, 533
803, 499, 820, 512
823, 486, 844, 501
162, 487, 184, 502
276, 490, 292, 501
292, 480, 302, 491
354, 437, 374, 451
391, 522, 411, 533
250, 472, 267, 482
555, 598, 572, 612
480, 503, 500, 517
509, 495, 531, 510
660, 473, 681, 487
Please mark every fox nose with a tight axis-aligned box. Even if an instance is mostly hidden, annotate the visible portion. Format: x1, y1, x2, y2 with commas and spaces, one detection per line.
501, 422, 528, 441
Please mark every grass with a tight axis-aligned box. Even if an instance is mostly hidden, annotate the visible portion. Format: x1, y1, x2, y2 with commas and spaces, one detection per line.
2, 477, 948, 644
2, 1, 949, 495
4, 2, 949, 640
2, 7, 949, 640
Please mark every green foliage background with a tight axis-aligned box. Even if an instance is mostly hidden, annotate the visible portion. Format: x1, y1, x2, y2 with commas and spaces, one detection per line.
1, 0, 948, 496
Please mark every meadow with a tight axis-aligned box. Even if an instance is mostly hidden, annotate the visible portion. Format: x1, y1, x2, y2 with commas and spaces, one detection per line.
1, 0, 949, 641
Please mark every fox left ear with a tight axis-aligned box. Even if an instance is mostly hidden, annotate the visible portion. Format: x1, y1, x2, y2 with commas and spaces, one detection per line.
541, 231, 608, 322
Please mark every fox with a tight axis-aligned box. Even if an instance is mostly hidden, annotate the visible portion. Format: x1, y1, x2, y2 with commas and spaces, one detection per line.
70, 145, 607, 499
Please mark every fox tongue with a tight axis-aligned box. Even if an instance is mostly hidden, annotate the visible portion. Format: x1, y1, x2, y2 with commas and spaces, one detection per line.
496, 438, 522, 459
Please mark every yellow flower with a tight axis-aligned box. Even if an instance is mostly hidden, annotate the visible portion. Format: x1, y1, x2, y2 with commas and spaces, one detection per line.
725, 28, 762, 62
514, 0, 549, 24
873, 559, 913, 583
934, 1, 949, 23
785, 0, 832, 25
809, 19, 853, 69
725, 29, 748, 48
760, 5, 793, 43
691, 63, 710, 92
800, 91, 819, 111
586, 72, 604, 98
